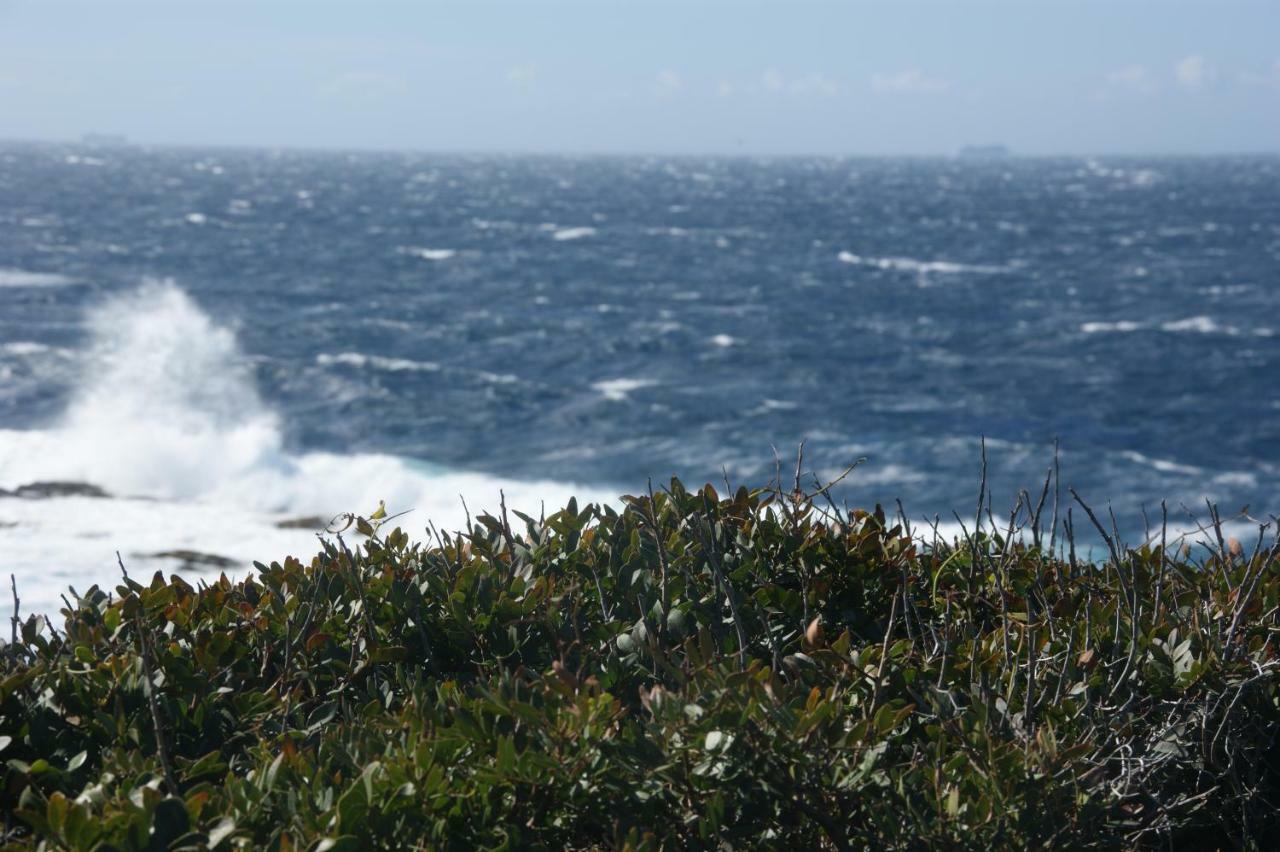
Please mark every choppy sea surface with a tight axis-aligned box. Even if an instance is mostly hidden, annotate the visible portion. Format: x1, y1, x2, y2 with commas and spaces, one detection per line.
2, 142, 1278, 612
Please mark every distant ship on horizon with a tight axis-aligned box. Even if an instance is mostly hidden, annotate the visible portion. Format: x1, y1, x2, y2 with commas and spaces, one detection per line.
80, 133, 131, 147
958, 144, 1012, 159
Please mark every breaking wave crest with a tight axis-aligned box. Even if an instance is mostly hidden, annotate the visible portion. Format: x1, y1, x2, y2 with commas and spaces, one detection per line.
0, 281, 610, 613
837, 251, 1012, 276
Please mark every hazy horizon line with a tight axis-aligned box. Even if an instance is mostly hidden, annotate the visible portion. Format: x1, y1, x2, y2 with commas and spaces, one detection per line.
4, 134, 1278, 161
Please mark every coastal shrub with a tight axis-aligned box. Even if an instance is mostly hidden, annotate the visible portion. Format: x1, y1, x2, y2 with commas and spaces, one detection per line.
1, 478, 1278, 849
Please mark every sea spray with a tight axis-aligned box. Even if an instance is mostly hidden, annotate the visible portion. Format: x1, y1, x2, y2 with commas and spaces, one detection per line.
40, 279, 285, 499
0, 280, 614, 614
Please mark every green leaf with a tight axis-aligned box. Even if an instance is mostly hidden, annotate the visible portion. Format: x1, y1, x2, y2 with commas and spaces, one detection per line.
336, 764, 380, 833
262, 753, 284, 792
370, 645, 408, 664
45, 792, 69, 833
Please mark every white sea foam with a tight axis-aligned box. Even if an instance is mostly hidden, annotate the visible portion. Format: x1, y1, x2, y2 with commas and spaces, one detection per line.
1082, 317, 1266, 337
1160, 315, 1225, 335
592, 378, 656, 401
837, 251, 1009, 275
1120, 450, 1202, 476
1129, 169, 1161, 187
844, 463, 927, 486
0, 268, 75, 287
316, 352, 441, 372
476, 370, 519, 385
398, 246, 457, 261
552, 226, 597, 241
1081, 320, 1142, 334
2, 342, 54, 356
0, 281, 614, 615
1213, 471, 1259, 489
710, 334, 735, 347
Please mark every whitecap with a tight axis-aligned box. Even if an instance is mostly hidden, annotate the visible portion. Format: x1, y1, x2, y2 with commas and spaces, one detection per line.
552, 226, 597, 241
1081, 320, 1142, 334
475, 371, 519, 385
1120, 450, 1201, 476
185, 212, 208, 225
1160, 316, 1230, 335
837, 251, 1009, 275
316, 352, 440, 372
1129, 169, 1161, 187
1213, 472, 1258, 488
398, 246, 457, 261
846, 463, 928, 486
2, 342, 53, 356
0, 281, 615, 615
710, 334, 735, 347
592, 378, 656, 401
0, 268, 75, 288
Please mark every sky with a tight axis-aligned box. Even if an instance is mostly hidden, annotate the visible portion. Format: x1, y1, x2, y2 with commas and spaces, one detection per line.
0, 0, 1277, 156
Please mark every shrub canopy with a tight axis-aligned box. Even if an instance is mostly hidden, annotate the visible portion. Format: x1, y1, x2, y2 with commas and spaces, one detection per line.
1, 479, 1278, 849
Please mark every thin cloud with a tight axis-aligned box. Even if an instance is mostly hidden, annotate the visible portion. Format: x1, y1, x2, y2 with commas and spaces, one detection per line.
655, 69, 683, 96
1236, 60, 1280, 89
788, 72, 839, 97
1174, 55, 1214, 90
870, 69, 950, 95
1103, 64, 1157, 96
506, 64, 538, 90
756, 69, 839, 97
318, 71, 406, 101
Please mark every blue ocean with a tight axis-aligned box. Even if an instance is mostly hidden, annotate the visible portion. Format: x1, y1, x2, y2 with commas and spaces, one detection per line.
1, 142, 1277, 611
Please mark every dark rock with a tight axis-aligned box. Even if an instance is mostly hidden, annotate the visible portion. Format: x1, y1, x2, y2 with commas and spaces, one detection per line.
146, 550, 239, 569
275, 516, 327, 530
0, 481, 112, 499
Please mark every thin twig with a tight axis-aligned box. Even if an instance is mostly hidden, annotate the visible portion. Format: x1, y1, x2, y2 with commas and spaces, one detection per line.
8, 574, 19, 658
118, 553, 179, 795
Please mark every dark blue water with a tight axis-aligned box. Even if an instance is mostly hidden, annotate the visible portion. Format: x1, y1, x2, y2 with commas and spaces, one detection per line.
2, 142, 1278, 536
